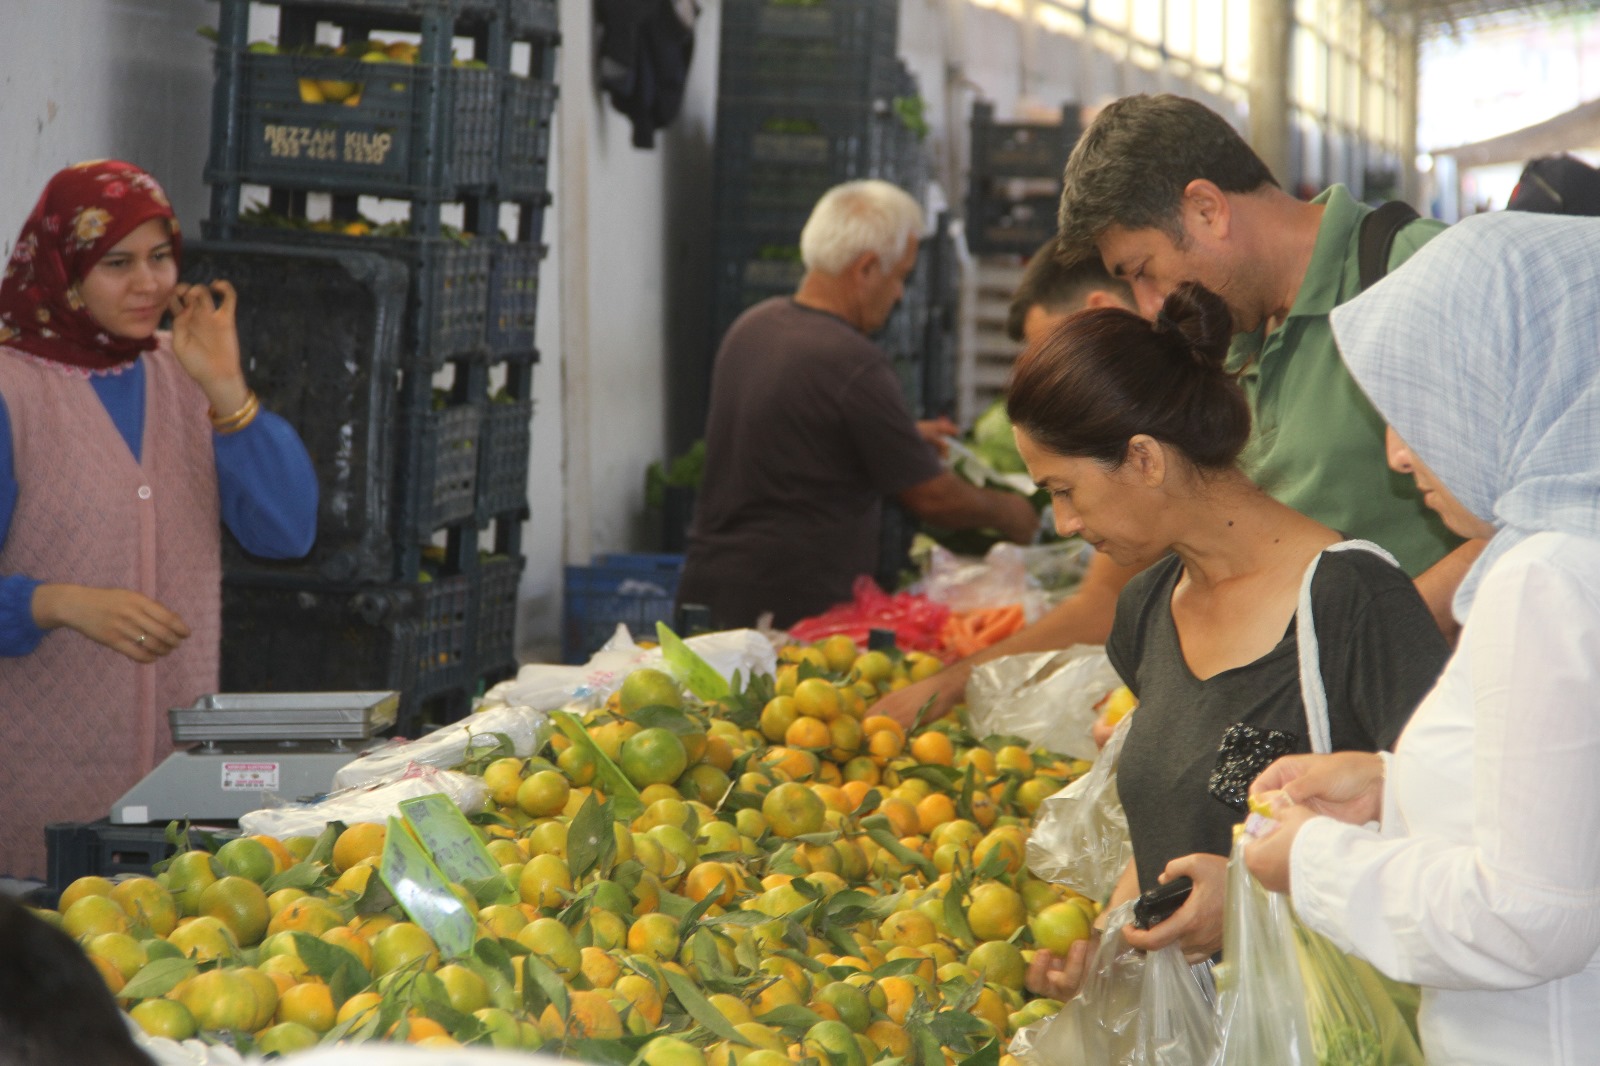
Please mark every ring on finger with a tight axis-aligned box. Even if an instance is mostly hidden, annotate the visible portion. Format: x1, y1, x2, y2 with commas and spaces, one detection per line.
137, 633, 148, 645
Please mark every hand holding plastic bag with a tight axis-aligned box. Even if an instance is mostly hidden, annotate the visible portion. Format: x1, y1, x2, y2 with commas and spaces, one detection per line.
1214, 820, 1425, 1065
1025, 713, 1134, 899
1010, 901, 1218, 1066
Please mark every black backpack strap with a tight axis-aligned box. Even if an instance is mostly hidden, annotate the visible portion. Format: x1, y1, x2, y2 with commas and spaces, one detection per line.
1357, 200, 1421, 292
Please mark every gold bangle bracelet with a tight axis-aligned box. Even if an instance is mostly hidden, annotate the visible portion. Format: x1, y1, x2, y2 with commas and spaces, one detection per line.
210, 389, 260, 434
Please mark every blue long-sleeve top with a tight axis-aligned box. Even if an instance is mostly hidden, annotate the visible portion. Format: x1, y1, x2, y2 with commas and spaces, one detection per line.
0, 360, 319, 655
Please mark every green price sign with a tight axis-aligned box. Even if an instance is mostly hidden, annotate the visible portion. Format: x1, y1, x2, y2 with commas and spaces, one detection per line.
377, 815, 475, 959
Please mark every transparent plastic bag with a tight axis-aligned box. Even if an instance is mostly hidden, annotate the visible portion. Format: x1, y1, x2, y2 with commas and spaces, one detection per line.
1212, 824, 1424, 1066
332, 704, 550, 789
237, 766, 489, 838
1025, 714, 1134, 899
1009, 901, 1218, 1066
967, 647, 1122, 760
1212, 829, 1313, 1065
917, 541, 1035, 615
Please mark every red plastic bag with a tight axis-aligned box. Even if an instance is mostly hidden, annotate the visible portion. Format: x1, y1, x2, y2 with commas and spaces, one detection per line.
787, 576, 950, 652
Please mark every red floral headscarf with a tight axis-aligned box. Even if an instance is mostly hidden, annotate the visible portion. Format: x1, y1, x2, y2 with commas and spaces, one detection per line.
0, 160, 183, 371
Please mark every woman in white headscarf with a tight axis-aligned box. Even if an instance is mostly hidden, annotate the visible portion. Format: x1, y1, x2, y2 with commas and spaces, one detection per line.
1243, 209, 1600, 1065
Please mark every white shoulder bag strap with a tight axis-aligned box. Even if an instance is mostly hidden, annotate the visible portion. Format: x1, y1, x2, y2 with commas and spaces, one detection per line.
1295, 539, 1401, 755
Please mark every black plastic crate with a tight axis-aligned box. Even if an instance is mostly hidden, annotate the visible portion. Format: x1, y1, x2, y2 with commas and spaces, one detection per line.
215, 51, 498, 197
486, 240, 546, 356
473, 553, 524, 666
408, 402, 482, 535
271, 0, 498, 13
416, 572, 474, 695
562, 554, 684, 664
221, 574, 471, 708
969, 101, 1081, 180
723, 32, 902, 104
44, 822, 220, 894
966, 193, 1061, 256
714, 100, 904, 230
498, 77, 559, 200
506, 0, 559, 36
710, 232, 804, 342
218, 225, 490, 367
721, 0, 898, 54
476, 397, 533, 520
184, 241, 405, 584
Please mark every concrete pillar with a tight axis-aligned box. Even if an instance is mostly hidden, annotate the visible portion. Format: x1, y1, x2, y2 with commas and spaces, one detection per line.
1248, 0, 1294, 185
1397, 22, 1422, 207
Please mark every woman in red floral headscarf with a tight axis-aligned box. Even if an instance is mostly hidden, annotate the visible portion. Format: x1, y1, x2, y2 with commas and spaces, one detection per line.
0, 161, 318, 879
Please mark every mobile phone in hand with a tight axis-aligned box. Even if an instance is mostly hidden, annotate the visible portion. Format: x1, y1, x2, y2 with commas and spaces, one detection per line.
1132, 876, 1193, 930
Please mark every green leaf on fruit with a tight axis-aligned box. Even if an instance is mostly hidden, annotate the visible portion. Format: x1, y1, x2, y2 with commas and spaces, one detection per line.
120, 957, 196, 999
662, 965, 753, 1045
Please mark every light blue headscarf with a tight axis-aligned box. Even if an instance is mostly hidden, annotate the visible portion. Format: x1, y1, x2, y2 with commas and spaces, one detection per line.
1331, 210, 1600, 622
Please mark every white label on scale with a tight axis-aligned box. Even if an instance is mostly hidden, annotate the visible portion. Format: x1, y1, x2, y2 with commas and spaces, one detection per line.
221, 762, 280, 791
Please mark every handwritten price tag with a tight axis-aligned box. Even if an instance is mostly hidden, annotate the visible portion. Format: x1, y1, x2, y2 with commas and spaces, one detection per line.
377, 815, 475, 959
400, 794, 515, 904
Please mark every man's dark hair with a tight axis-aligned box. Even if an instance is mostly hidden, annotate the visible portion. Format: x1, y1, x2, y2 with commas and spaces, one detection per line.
1005, 241, 1132, 341
1057, 94, 1279, 261
0, 894, 155, 1065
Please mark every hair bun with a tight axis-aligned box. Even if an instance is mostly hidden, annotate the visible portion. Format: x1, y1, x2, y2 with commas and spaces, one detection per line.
1153, 282, 1233, 370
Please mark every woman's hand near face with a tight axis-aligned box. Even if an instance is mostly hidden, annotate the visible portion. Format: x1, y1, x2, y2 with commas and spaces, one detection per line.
31, 584, 190, 664
169, 280, 249, 415
1250, 751, 1386, 825
1120, 853, 1228, 963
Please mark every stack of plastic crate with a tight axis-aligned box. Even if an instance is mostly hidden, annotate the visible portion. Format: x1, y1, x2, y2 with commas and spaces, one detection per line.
965, 101, 1081, 256
710, 0, 932, 385
200, 0, 558, 729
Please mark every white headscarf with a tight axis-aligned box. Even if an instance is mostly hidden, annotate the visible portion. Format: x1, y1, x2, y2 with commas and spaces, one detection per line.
1331, 210, 1600, 621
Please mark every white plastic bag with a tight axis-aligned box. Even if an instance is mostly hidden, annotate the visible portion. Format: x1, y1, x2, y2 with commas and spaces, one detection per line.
331, 704, 550, 789
966, 647, 1122, 759
238, 766, 488, 838
1026, 714, 1134, 900
483, 627, 777, 709
1009, 901, 1217, 1066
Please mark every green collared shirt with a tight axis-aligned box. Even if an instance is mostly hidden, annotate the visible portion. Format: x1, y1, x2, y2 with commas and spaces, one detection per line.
1228, 185, 1460, 578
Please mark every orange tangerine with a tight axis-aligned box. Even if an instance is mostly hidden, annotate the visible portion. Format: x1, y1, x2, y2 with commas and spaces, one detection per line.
793, 678, 843, 722
909, 732, 954, 767
915, 793, 956, 835
784, 716, 831, 750
332, 823, 386, 873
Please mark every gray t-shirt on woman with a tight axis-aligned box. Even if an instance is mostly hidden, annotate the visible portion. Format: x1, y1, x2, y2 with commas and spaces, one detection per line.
1107, 548, 1450, 894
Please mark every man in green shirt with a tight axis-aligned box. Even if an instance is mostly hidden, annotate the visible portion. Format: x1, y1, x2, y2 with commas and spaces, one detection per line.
878, 93, 1478, 730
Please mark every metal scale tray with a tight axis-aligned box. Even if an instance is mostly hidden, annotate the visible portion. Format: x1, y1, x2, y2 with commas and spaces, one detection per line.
110, 691, 399, 824
169, 691, 399, 744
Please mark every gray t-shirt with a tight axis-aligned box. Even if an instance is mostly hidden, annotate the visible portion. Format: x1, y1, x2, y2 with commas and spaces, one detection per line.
678, 299, 941, 629
1107, 548, 1449, 893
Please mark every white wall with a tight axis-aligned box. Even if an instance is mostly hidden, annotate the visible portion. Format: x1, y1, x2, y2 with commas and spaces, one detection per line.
0, 0, 216, 253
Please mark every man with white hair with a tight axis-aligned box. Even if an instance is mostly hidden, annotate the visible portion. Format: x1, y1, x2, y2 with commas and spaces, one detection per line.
678, 180, 1038, 629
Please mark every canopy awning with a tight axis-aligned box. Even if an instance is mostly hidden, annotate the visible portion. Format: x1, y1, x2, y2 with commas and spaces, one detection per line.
1429, 97, 1600, 167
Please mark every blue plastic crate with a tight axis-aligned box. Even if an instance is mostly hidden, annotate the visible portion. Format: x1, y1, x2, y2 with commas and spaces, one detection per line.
562, 553, 684, 663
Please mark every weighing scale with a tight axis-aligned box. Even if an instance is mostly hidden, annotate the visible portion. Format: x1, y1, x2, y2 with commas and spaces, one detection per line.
110, 691, 399, 825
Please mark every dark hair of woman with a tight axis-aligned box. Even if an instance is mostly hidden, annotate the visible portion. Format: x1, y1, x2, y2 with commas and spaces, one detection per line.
1005, 281, 1250, 470
0, 893, 155, 1065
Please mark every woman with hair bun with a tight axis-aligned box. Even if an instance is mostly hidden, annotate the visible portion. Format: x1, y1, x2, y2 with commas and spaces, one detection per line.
1017, 282, 1449, 1001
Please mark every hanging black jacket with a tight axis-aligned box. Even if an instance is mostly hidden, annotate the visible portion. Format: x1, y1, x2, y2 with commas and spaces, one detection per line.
597, 0, 699, 149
